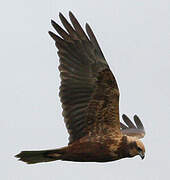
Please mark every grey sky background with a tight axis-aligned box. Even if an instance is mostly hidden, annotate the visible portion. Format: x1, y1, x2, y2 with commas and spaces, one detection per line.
1, 0, 169, 179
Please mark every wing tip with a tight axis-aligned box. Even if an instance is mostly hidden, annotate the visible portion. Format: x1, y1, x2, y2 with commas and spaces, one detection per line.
48, 31, 53, 36
85, 23, 91, 32
59, 12, 63, 17
134, 114, 145, 130
51, 19, 56, 26
134, 114, 139, 119
122, 114, 127, 119
69, 11, 74, 18
48, 31, 54, 37
59, 12, 65, 21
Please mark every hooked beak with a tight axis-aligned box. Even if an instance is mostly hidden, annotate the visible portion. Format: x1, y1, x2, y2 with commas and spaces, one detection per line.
139, 152, 145, 160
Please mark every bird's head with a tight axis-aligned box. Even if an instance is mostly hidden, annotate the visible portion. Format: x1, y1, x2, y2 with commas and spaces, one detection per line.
127, 136, 145, 160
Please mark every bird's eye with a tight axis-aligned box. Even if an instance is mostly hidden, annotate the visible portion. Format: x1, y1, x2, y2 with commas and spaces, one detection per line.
137, 147, 142, 152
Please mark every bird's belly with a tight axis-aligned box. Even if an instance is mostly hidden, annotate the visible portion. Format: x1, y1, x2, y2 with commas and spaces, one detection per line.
61, 152, 113, 162
60, 142, 114, 162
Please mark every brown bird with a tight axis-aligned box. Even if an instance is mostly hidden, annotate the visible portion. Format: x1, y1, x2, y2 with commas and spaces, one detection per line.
15, 12, 146, 164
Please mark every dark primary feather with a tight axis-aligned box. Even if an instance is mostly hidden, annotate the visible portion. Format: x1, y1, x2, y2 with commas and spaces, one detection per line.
85, 23, 105, 59
120, 114, 145, 139
49, 12, 121, 144
122, 114, 136, 128
134, 115, 144, 130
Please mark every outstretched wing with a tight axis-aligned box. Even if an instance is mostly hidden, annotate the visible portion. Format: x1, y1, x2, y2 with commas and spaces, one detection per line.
120, 114, 145, 139
49, 12, 121, 144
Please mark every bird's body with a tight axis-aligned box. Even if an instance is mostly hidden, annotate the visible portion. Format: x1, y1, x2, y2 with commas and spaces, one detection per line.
15, 12, 146, 164
48, 136, 118, 162
52, 135, 144, 162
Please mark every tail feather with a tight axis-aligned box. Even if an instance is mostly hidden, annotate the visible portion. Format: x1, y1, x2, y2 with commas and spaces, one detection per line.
15, 149, 62, 164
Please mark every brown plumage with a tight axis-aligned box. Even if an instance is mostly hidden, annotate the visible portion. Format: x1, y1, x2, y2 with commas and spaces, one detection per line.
15, 12, 146, 164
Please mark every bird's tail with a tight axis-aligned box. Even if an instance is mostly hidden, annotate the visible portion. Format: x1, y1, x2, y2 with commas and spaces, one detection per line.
15, 148, 64, 164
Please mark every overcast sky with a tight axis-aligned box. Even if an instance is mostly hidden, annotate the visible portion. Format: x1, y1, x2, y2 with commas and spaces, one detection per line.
1, 0, 169, 179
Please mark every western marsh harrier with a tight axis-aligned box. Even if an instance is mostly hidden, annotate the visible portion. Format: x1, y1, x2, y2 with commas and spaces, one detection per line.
15, 12, 145, 164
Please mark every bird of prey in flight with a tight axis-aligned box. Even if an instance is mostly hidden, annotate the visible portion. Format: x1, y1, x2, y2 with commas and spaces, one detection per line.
15, 12, 145, 164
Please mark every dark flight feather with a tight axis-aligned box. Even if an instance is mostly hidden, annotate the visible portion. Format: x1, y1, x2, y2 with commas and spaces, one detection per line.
121, 114, 145, 139
49, 12, 121, 144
